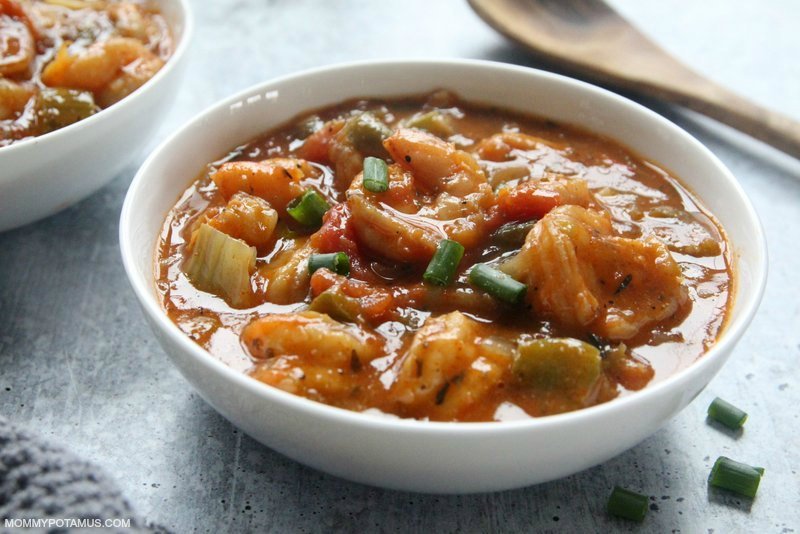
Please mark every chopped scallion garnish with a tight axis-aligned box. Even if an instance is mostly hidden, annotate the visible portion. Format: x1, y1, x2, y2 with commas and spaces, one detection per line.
286, 189, 330, 227
607, 486, 648, 522
708, 456, 764, 498
308, 252, 350, 276
468, 263, 526, 304
362, 156, 389, 193
423, 239, 465, 286
707, 397, 748, 430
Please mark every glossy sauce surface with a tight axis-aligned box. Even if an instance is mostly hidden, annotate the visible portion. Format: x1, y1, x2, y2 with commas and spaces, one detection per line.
157, 92, 731, 422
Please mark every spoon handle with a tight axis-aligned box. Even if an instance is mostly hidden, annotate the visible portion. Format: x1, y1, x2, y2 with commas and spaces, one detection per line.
468, 0, 800, 158
651, 76, 800, 159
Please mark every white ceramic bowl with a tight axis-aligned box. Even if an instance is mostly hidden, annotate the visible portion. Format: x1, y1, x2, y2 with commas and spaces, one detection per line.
0, 0, 193, 232
120, 60, 767, 493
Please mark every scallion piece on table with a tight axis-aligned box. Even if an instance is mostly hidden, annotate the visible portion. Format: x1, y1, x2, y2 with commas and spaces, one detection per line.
423, 239, 465, 286
308, 252, 350, 276
607, 486, 648, 522
707, 397, 748, 430
286, 189, 330, 227
468, 263, 527, 304
708, 456, 764, 498
363, 156, 389, 193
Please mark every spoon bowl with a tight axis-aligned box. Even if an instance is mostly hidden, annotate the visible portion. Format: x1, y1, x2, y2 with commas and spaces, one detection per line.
468, 0, 800, 158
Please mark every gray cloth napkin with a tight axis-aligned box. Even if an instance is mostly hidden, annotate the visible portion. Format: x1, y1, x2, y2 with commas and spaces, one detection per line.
0, 415, 168, 533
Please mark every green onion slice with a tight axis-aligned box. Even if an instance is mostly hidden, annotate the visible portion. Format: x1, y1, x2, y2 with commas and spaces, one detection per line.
308, 252, 350, 276
286, 189, 330, 227
607, 486, 648, 522
707, 397, 748, 430
423, 239, 465, 286
362, 156, 389, 193
708, 456, 764, 498
468, 263, 527, 304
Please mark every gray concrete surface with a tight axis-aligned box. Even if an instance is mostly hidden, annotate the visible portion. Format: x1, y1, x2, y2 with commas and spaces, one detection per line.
1, 0, 798, 532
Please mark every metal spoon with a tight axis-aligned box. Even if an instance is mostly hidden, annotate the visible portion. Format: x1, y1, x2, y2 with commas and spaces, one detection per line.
469, 0, 800, 158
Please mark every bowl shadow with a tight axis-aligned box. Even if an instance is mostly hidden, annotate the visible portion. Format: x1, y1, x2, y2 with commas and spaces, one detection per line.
141, 394, 705, 533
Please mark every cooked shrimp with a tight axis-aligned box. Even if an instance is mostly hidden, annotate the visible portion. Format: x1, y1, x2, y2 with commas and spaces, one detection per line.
296, 118, 364, 186
347, 129, 496, 262
385, 128, 485, 194
473, 132, 565, 161
210, 158, 314, 216
387, 129, 496, 225
250, 357, 358, 400
390, 312, 513, 420
347, 165, 442, 262
502, 205, 689, 340
328, 127, 365, 187
296, 119, 344, 162
243, 310, 383, 365
108, 2, 171, 57
96, 51, 163, 107
475, 132, 576, 190
244, 311, 383, 398
0, 79, 33, 120
497, 173, 593, 221
203, 192, 278, 252
258, 240, 314, 304
108, 1, 148, 38
0, 0, 35, 76
0, 80, 36, 144
40, 37, 164, 106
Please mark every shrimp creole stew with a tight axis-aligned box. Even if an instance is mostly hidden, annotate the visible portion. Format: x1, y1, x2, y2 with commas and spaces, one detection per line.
0, 0, 172, 147
156, 91, 732, 422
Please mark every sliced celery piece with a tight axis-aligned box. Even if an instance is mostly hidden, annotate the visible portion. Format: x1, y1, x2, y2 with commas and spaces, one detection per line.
185, 223, 256, 308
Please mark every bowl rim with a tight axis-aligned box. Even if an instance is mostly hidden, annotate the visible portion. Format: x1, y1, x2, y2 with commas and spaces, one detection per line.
0, 0, 194, 161
120, 58, 768, 434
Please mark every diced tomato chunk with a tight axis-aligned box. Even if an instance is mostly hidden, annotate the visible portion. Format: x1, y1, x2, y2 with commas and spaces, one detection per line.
484, 203, 507, 232
311, 203, 373, 279
309, 268, 339, 297
309, 269, 396, 323
312, 204, 358, 254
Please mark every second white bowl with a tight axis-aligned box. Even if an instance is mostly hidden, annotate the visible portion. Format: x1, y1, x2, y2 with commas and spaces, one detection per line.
0, 0, 193, 232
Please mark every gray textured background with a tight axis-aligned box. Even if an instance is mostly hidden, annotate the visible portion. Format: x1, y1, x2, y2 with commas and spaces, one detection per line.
1, 0, 799, 532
